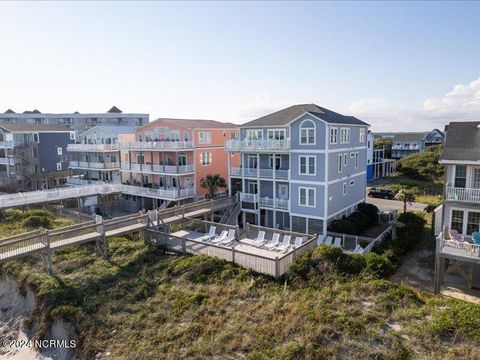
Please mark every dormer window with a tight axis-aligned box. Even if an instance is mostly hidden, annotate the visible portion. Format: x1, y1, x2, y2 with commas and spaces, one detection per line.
300, 120, 315, 145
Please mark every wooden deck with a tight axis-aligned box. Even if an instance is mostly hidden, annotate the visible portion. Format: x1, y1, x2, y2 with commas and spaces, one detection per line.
0, 196, 236, 268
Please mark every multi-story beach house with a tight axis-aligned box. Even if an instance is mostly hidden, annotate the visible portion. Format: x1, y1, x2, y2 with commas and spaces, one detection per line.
119, 118, 239, 211
0, 124, 75, 191
67, 125, 137, 185
225, 104, 369, 235
391, 129, 445, 159
367, 131, 396, 181
439, 122, 480, 239
0, 107, 148, 135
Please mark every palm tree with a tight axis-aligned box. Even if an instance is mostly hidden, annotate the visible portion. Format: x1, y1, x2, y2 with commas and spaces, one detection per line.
395, 189, 416, 212
200, 174, 226, 198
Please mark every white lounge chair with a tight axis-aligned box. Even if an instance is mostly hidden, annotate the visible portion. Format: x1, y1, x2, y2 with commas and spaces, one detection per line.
254, 231, 266, 246
333, 238, 342, 248
317, 234, 325, 245
325, 236, 333, 246
211, 230, 227, 243
276, 235, 291, 252
220, 229, 236, 245
293, 236, 303, 249
352, 244, 362, 253
202, 226, 216, 241
265, 233, 280, 250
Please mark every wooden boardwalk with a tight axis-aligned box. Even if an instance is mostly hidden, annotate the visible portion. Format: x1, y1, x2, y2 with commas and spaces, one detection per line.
0, 196, 235, 270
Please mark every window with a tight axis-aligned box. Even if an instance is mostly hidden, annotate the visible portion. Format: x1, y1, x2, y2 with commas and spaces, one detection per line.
230, 131, 239, 140
473, 169, 480, 189
343, 182, 347, 195
299, 156, 315, 175
198, 131, 212, 144
454, 165, 467, 188
69, 132, 76, 140
350, 152, 355, 158
300, 120, 315, 144
299, 187, 315, 207
330, 127, 338, 144
246, 130, 262, 140
338, 154, 343, 173
467, 211, 480, 235
267, 129, 286, 140
355, 152, 359, 169
350, 180, 354, 186
269, 155, 281, 169
451, 210, 464, 234
56, 162, 62, 171
201, 152, 211, 165
183, 131, 189, 141
57, 147, 62, 156
343, 153, 347, 166
360, 128, 366, 143
340, 128, 350, 144
278, 184, 288, 198
33, 133, 39, 143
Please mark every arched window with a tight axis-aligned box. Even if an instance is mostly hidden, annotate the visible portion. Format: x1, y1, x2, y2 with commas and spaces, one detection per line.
300, 120, 315, 145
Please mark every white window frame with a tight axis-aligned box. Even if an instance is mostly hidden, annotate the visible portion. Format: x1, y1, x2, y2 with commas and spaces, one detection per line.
359, 128, 366, 143
56, 162, 62, 171
299, 120, 316, 145
200, 152, 211, 166
69, 132, 76, 140
355, 152, 359, 169
246, 129, 263, 140
343, 182, 347, 195
57, 147, 62, 156
299, 187, 315, 208
350, 152, 355, 158
338, 154, 343, 173
343, 153, 347, 166
278, 184, 288, 198
267, 129, 286, 140
198, 131, 212, 144
330, 127, 338, 144
340, 128, 350, 144
299, 155, 316, 176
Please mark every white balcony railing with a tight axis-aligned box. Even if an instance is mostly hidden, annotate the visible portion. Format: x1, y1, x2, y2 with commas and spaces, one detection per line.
0, 158, 14, 166
119, 141, 194, 151
240, 192, 258, 203
121, 185, 195, 199
66, 178, 104, 186
69, 161, 120, 170
120, 163, 194, 174
226, 139, 290, 152
67, 144, 119, 152
445, 186, 480, 203
259, 197, 289, 210
438, 233, 480, 260
229, 167, 289, 180
0, 141, 14, 148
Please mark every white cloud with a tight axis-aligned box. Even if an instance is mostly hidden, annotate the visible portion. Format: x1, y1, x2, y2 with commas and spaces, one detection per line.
346, 77, 480, 131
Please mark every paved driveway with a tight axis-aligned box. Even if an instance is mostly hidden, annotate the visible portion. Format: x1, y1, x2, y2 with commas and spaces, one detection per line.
366, 196, 427, 211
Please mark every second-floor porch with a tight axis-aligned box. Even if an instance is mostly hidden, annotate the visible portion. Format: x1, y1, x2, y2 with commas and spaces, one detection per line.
69, 160, 120, 170
67, 143, 119, 152
226, 139, 291, 153
444, 164, 480, 203
120, 163, 194, 175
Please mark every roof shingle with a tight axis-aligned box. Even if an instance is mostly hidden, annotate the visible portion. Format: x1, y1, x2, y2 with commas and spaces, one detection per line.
0, 123, 71, 132
441, 122, 480, 162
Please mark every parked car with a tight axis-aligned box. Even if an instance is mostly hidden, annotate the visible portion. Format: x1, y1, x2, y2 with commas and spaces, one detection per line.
368, 188, 395, 199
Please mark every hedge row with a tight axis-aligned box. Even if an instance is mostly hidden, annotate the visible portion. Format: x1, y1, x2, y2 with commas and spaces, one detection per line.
328, 202, 379, 235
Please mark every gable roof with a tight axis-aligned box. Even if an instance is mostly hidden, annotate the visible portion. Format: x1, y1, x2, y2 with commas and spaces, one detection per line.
0, 123, 71, 133
242, 104, 369, 127
107, 106, 122, 113
392, 132, 427, 142
145, 118, 237, 130
4, 109, 15, 114
80, 125, 137, 137
440, 122, 480, 162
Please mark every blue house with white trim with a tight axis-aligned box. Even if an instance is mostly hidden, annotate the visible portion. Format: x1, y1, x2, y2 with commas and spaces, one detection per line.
225, 104, 369, 236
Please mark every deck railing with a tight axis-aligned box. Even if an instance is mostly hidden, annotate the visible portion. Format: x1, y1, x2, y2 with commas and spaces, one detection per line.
0, 158, 14, 166
69, 161, 120, 169
258, 197, 289, 210
437, 233, 480, 260
226, 139, 291, 152
445, 186, 480, 203
121, 185, 195, 200
119, 141, 194, 151
67, 144, 119, 152
230, 167, 289, 180
121, 163, 194, 174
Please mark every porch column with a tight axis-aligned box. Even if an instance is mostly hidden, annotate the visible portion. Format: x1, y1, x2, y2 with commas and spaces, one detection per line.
227, 151, 231, 196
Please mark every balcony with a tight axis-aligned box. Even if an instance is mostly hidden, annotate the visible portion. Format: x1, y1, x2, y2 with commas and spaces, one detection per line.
119, 141, 194, 151
120, 163, 194, 175
121, 184, 195, 200
67, 144, 119, 152
226, 139, 290, 152
0, 158, 14, 166
445, 186, 480, 203
0, 141, 14, 148
69, 161, 120, 170
230, 167, 289, 180
259, 196, 289, 210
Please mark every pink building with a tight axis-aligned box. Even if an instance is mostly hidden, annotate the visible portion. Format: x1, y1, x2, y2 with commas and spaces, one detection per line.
120, 118, 239, 210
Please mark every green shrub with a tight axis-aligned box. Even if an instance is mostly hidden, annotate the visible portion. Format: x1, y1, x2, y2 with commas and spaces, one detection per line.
428, 301, 480, 340
357, 202, 379, 225
22, 215, 52, 229
396, 145, 443, 182
329, 210, 370, 235
364, 251, 396, 278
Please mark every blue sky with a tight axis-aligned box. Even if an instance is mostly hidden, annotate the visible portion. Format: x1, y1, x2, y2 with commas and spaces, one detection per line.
1, 1, 479, 131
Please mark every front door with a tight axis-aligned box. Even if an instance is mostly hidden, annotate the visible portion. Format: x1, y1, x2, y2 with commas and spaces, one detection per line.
248, 181, 258, 194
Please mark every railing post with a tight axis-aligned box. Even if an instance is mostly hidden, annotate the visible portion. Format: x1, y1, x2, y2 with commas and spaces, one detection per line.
182, 237, 186, 253
45, 230, 53, 275
275, 256, 279, 278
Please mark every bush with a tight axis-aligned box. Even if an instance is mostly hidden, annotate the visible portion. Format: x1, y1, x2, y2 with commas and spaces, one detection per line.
22, 215, 53, 229
396, 145, 444, 182
364, 251, 396, 278
357, 202, 379, 225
